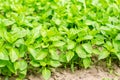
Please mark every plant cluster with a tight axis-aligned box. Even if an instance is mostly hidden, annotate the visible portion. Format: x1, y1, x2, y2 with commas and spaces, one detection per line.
0, 0, 120, 80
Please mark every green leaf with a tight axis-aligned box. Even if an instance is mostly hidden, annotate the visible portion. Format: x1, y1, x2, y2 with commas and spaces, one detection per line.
49, 48, 59, 60
52, 41, 65, 47
0, 39, 4, 49
19, 44, 27, 57
14, 60, 27, 71
103, 41, 113, 50
3, 32, 12, 43
0, 49, 9, 60
59, 53, 67, 62
116, 53, 120, 60
40, 60, 47, 67
49, 60, 61, 67
67, 40, 76, 50
19, 69, 27, 77
28, 47, 37, 59
49, 36, 63, 41
113, 40, 120, 52
11, 26, 27, 39
83, 58, 91, 69
83, 35, 93, 40
98, 50, 110, 60
32, 26, 41, 39
82, 43, 92, 54
66, 51, 74, 62
19, 60, 27, 71
3, 19, 15, 26
93, 49, 100, 55
92, 34, 105, 45
42, 68, 51, 80
14, 39, 25, 47
7, 62, 15, 73
30, 61, 40, 67
36, 49, 48, 60
0, 60, 7, 67
9, 48, 19, 62
115, 33, 120, 40
76, 46, 87, 58
54, 19, 61, 25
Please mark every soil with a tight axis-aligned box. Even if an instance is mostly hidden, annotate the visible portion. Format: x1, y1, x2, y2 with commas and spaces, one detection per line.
28, 64, 120, 80
1, 63, 120, 80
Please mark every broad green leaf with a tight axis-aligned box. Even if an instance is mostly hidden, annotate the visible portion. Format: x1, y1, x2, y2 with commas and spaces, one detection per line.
52, 41, 65, 47
83, 35, 93, 40
49, 60, 61, 67
0, 49, 9, 60
76, 46, 87, 58
66, 51, 74, 62
28, 47, 37, 59
47, 27, 58, 37
67, 40, 76, 50
42, 68, 51, 80
36, 49, 48, 60
3, 19, 15, 26
11, 26, 27, 38
13, 39, 25, 47
14, 60, 27, 71
49, 36, 63, 41
54, 19, 61, 25
71, 4, 79, 15
9, 48, 19, 62
14, 62, 19, 70
40, 60, 47, 67
30, 60, 40, 67
93, 49, 100, 55
20, 70, 27, 78
92, 34, 105, 45
113, 40, 120, 52
103, 41, 113, 51
41, 28, 47, 37
83, 58, 91, 69
59, 53, 67, 62
116, 53, 120, 60
3, 32, 12, 43
67, 28, 79, 39
19, 44, 27, 57
98, 50, 110, 60
49, 48, 59, 60
19, 60, 27, 71
78, 0, 86, 10
82, 43, 92, 54
92, 0, 99, 6
7, 62, 15, 73
32, 26, 41, 39
0, 39, 4, 49
115, 33, 120, 40
0, 60, 7, 67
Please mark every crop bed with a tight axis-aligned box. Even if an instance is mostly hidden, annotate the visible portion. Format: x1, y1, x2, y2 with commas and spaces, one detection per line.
0, 0, 120, 80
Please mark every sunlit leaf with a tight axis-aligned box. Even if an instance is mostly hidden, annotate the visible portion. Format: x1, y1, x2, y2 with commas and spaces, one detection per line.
82, 43, 92, 54
42, 68, 51, 80
76, 46, 87, 58
98, 49, 110, 60
66, 51, 74, 62
83, 58, 91, 69
9, 48, 19, 62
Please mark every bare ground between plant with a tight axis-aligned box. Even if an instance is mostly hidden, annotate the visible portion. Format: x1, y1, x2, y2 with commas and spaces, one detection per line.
1, 63, 120, 80
27, 64, 120, 80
